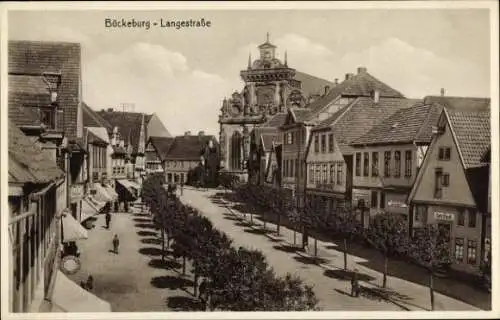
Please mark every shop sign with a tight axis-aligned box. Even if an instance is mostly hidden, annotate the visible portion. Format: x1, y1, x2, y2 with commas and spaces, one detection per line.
434, 211, 454, 222
387, 200, 408, 208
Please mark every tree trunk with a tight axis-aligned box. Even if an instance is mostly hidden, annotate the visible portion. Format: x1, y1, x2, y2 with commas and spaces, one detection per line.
293, 229, 297, 246
343, 238, 348, 270
314, 238, 318, 257
182, 256, 186, 275
194, 273, 199, 297
429, 270, 435, 310
383, 252, 388, 288
161, 228, 165, 263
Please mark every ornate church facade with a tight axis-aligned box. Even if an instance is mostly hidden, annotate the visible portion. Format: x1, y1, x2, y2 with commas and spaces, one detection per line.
218, 34, 334, 181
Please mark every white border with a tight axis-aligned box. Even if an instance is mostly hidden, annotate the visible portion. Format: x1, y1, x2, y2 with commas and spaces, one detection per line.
1, 1, 498, 320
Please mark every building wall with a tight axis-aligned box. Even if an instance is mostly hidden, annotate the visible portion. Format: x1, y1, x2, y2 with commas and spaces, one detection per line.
281, 124, 308, 197
164, 160, 198, 184
220, 123, 249, 181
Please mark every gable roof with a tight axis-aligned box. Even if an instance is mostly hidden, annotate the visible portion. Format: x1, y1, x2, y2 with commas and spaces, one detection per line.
82, 102, 112, 130
97, 110, 152, 155
165, 135, 218, 161
304, 69, 405, 120
8, 103, 43, 128
294, 71, 334, 98
9, 120, 65, 184
351, 102, 444, 146
9, 40, 82, 140
290, 108, 311, 123
423, 96, 490, 112
262, 112, 287, 128
148, 136, 175, 161
312, 97, 415, 153
446, 107, 490, 169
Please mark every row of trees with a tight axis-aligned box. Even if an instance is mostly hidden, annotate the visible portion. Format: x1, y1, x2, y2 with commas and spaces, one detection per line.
228, 182, 454, 311
141, 174, 319, 311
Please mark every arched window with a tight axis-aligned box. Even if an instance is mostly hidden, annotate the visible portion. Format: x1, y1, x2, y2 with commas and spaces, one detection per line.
231, 131, 242, 170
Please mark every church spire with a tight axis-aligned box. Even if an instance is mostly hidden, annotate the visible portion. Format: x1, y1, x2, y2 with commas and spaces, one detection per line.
266, 32, 270, 43
284, 50, 288, 67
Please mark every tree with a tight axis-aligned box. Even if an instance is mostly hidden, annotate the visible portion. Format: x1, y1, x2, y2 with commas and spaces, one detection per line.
408, 224, 452, 310
330, 206, 361, 270
365, 212, 409, 288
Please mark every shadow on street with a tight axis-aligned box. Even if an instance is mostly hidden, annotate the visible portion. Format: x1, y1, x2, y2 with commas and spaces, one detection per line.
133, 213, 150, 218
323, 269, 376, 282
141, 238, 163, 245
151, 275, 194, 290
243, 228, 272, 235
294, 255, 329, 265
137, 230, 157, 237
148, 258, 181, 270
139, 247, 164, 257
133, 218, 152, 223
273, 244, 299, 253
135, 223, 158, 230
166, 296, 205, 311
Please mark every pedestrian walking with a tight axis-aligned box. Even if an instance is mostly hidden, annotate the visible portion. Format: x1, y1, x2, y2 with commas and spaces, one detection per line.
112, 234, 120, 254
86, 275, 94, 291
351, 268, 360, 297
105, 211, 111, 229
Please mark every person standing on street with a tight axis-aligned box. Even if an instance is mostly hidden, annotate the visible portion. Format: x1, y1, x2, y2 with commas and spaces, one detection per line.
351, 268, 360, 297
112, 234, 120, 254
105, 211, 111, 229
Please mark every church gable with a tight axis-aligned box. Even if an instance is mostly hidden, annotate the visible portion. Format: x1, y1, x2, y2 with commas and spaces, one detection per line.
410, 112, 476, 207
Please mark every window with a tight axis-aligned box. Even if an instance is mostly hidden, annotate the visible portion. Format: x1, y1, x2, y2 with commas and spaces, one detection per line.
321, 135, 326, 153
468, 210, 477, 228
457, 210, 465, 226
355, 153, 361, 177
404, 150, 412, 177
442, 173, 450, 187
372, 152, 379, 177
330, 163, 335, 183
455, 238, 464, 262
323, 164, 328, 183
309, 165, 314, 184
314, 135, 319, 153
363, 152, 369, 177
315, 165, 320, 184
328, 133, 334, 152
438, 147, 451, 161
371, 190, 378, 208
394, 151, 401, 177
336, 162, 343, 185
467, 240, 477, 265
384, 151, 391, 177
295, 159, 299, 178
434, 168, 443, 199
415, 205, 427, 222
287, 133, 293, 145
380, 192, 385, 209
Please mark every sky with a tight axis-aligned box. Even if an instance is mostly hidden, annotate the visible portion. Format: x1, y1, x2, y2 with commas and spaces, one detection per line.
8, 8, 492, 137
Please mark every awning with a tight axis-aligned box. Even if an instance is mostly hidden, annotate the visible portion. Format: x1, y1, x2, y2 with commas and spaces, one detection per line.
104, 184, 119, 201
116, 180, 138, 201
81, 198, 100, 222
62, 213, 88, 242
50, 271, 112, 312
93, 183, 114, 202
87, 196, 107, 212
127, 180, 141, 190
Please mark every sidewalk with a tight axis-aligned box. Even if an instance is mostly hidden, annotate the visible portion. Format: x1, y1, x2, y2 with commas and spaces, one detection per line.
201, 188, 482, 311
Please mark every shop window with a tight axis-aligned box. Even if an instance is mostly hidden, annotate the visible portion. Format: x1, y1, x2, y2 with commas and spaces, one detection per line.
457, 210, 465, 226
328, 134, 334, 152
394, 151, 401, 177
384, 151, 391, 177
455, 238, 464, 262
371, 190, 378, 208
468, 210, 477, 228
467, 240, 477, 265
363, 152, 369, 177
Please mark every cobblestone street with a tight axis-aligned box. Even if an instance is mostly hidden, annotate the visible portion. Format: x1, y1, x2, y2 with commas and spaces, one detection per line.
69, 208, 196, 312
179, 188, 482, 312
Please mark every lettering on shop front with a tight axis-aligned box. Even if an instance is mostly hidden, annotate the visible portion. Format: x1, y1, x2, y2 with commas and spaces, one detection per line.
434, 211, 454, 222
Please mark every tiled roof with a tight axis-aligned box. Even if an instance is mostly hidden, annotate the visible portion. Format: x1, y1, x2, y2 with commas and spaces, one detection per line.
313, 100, 356, 130
294, 71, 334, 98
9, 120, 64, 184
447, 108, 490, 169
82, 102, 112, 130
263, 112, 287, 128
165, 135, 218, 160
324, 97, 413, 153
8, 104, 43, 128
149, 136, 175, 161
351, 101, 444, 146
86, 127, 110, 145
97, 110, 151, 155
466, 165, 490, 213
9, 40, 82, 140
424, 96, 490, 112
305, 70, 405, 120
291, 108, 310, 122
9, 74, 52, 95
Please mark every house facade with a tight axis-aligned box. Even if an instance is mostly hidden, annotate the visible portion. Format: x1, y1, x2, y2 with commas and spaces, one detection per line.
407, 96, 491, 274
349, 103, 442, 226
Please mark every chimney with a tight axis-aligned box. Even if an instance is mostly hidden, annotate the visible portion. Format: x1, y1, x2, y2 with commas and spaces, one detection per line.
345, 73, 354, 80
440, 88, 445, 97
372, 89, 380, 103
198, 131, 205, 136
107, 108, 114, 112
184, 131, 191, 136
357, 66, 367, 74
324, 86, 330, 95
